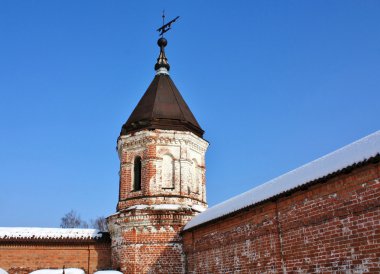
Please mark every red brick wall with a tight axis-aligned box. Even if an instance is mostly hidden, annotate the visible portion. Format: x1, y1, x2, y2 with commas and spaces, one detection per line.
108, 208, 196, 274
0, 241, 111, 274
183, 161, 380, 273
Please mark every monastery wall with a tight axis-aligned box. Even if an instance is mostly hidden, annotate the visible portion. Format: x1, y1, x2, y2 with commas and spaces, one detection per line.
183, 160, 380, 273
0, 240, 111, 274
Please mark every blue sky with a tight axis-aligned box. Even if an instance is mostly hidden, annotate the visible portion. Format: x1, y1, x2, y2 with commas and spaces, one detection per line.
0, 1, 379, 227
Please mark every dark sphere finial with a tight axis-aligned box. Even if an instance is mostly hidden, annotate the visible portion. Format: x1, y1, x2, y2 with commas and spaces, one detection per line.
157, 37, 168, 48
155, 38, 170, 72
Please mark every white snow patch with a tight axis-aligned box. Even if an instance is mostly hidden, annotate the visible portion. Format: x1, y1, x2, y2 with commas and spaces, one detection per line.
127, 205, 148, 210
94, 271, 123, 274
0, 227, 103, 240
126, 204, 191, 211
30, 268, 84, 274
153, 204, 183, 210
192, 204, 207, 212
185, 130, 380, 230
0, 268, 8, 274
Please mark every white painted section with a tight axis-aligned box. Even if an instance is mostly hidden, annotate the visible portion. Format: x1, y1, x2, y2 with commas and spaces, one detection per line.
185, 130, 380, 230
155, 67, 169, 75
29, 268, 84, 274
162, 154, 174, 188
0, 227, 102, 240
0, 268, 8, 274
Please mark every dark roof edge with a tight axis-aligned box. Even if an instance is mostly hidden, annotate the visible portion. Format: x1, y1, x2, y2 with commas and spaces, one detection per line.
182, 154, 380, 233
121, 120, 204, 138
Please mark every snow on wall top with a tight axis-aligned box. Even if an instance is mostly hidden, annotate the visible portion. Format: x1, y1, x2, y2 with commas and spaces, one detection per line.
30, 268, 85, 274
0, 227, 103, 240
184, 130, 380, 230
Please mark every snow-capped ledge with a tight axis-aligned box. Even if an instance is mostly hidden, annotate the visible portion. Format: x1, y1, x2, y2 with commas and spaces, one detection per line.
184, 130, 380, 231
191, 204, 207, 213
30, 268, 85, 274
0, 227, 103, 240
126, 204, 205, 212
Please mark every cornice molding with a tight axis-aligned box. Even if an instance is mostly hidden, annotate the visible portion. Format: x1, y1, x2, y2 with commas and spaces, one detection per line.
118, 130, 209, 154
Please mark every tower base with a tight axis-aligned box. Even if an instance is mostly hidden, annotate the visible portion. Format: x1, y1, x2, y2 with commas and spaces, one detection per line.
107, 206, 197, 274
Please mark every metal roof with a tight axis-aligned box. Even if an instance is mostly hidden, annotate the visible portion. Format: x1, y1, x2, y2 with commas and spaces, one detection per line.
120, 74, 204, 137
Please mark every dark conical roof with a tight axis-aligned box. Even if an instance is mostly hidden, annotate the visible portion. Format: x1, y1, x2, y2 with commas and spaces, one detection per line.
120, 74, 204, 137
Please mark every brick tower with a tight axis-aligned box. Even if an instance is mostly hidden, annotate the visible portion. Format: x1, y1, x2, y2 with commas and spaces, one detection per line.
107, 35, 209, 273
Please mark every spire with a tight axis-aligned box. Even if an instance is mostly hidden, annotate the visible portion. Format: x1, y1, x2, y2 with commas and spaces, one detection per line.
154, 13, 179, 75
120, 14, 204, 138
154, 37, 170, 75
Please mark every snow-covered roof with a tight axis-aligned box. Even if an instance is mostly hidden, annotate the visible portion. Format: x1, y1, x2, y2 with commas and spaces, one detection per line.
30, 268, 84, 274
0, 227, 104, 240
184, 130, 380, 230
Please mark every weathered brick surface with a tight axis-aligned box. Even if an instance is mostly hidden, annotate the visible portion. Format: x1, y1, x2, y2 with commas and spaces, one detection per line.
183, 161, 380, 273
0, 242, 111, 274
109, 129, 209, 273
116, 129, 209, 211
108, 208, 196, 273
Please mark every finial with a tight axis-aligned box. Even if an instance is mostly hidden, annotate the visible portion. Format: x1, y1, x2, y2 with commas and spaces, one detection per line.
155, 37, 170, 74
155, 14, 179, 75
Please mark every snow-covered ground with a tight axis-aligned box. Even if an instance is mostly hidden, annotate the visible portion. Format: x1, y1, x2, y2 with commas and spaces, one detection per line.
94, 271, 123, 274
29, 268, 84, 274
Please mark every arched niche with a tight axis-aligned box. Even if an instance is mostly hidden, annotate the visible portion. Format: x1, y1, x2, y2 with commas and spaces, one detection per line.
162, 154, 174, 189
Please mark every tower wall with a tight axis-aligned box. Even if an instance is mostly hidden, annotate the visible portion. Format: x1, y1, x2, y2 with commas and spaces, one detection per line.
108, 129, 208, 273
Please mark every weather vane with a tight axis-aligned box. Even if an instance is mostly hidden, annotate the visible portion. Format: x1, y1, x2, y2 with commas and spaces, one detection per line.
156, 11, 180, 37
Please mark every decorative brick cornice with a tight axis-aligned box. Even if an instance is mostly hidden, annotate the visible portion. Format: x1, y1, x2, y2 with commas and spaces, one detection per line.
117, 129, 209, 157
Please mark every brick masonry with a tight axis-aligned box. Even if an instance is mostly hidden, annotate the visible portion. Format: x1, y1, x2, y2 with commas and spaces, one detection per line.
183, 160, 380, 273
108, 129, 209, 273
1, 127, 378, 273
0, 241, 111, 274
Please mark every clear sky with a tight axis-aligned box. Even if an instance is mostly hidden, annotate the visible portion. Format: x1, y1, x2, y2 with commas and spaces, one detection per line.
0, 1, 379, 227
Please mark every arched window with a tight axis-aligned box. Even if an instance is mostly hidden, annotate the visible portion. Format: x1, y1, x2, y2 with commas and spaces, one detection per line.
133, 156, 142, 191
162, 154, 174, 188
